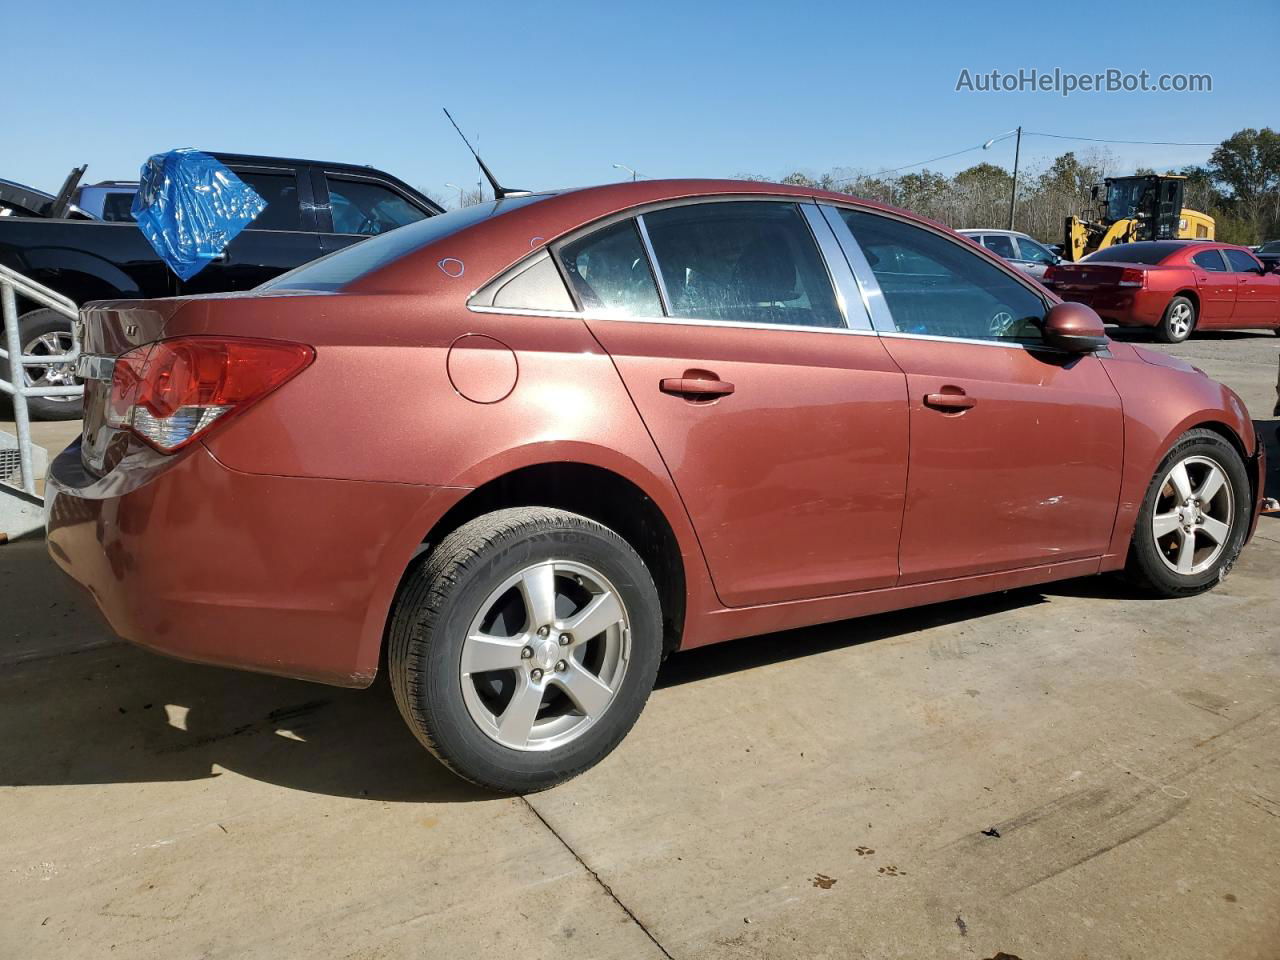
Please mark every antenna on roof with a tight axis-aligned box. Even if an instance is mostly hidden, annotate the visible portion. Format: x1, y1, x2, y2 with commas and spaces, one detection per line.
442, 108, 528, 200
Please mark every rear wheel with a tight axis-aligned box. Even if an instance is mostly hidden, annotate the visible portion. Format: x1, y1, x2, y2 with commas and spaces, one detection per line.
17, 309, 82, 420
388, 507, 663, 792
1125, 429, 1250, 597
1156, 295, 1196, 344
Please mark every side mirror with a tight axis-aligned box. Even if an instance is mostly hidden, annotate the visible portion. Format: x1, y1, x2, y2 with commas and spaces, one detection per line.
1043, 301, 1109, 353
1263, 260, 1280, 274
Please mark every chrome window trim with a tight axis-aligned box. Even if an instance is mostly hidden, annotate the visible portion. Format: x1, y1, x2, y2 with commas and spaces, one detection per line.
466, 302, 881, 337
633, 215, 673, 316
799, 203, 869, 331
818, 203, 898, 332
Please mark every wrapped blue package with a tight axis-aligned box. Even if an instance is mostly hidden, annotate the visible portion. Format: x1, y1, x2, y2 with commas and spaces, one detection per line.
131, 149, 266, 280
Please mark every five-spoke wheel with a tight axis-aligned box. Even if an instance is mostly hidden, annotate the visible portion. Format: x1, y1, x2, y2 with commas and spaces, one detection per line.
1128, 428, 1249, 596
388, 507, 662, 793
460, 560, 630, 751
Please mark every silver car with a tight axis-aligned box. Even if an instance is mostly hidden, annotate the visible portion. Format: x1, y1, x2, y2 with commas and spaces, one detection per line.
958, 228, 1061, 279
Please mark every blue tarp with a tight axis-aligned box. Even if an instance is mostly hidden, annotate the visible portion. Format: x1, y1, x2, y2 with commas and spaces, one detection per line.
131, 149, 266, 280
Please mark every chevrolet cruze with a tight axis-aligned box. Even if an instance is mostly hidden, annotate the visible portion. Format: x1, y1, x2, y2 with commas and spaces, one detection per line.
47, 180, 1269, 791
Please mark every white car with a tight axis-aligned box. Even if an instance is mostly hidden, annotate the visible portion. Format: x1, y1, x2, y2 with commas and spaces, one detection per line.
958, 229, 1061, 279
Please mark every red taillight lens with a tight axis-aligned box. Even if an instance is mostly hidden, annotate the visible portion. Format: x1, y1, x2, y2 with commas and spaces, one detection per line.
107, 337, 314, 452
1042, 265, 1057, 282
1118, 268, 1146, 288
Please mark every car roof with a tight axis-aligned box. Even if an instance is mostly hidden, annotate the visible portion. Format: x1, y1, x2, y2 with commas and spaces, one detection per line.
348, 178, 1002, 296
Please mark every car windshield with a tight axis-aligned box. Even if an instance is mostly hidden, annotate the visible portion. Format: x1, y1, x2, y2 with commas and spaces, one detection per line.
260, 194, 549, 292
1084, 243, 1182, 265
1259, 241, 1280, 254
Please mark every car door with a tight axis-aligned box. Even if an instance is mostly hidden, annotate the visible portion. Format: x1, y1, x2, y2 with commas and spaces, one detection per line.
176, 165, 323, 295
1223, 248, 1279, 325
314, 170, 435, 256
560, 200, 910, 607
1012, 235, 1057, 279
826, 205, 1124, 585
1189, 248, 1237, 326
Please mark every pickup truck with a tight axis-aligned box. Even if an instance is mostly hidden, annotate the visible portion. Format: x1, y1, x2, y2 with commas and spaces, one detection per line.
0, 153, 444, 418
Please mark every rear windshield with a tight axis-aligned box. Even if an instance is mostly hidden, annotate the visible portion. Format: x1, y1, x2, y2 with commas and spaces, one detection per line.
1259, 241, 1280, 254
260, 194, 549, 292
1083, 242, 1182, 265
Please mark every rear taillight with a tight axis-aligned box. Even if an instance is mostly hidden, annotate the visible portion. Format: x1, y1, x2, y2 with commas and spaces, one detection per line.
107, 336, 314, 452
1042, 265, 1057, 283
1118, 268, 1146, 288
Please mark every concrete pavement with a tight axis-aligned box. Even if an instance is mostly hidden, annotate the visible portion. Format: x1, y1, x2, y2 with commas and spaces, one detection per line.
2, 329, 1278, 959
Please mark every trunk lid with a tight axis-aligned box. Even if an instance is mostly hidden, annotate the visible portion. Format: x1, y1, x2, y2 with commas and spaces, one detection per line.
1046, 263, 1143, 289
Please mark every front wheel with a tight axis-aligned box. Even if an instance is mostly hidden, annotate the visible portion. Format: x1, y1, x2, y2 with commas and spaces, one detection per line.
1125, 428, 1251, 597
388, 507, 663, 792
1156, 295, 1196, 344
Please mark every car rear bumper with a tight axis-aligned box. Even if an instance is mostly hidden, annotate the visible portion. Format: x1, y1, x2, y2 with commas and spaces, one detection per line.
45, 440, 468, 687
1048, 287, 1166, 326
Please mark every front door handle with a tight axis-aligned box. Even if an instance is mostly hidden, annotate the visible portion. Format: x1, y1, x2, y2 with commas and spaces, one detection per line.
924, 390, 976, 412
660, 377, 735, 399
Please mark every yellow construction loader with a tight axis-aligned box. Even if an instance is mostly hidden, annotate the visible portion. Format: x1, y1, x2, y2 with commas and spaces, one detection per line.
1064, 174, 1215, 261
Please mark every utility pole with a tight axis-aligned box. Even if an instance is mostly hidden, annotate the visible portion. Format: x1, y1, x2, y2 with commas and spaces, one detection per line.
1008, 125, 1022, 230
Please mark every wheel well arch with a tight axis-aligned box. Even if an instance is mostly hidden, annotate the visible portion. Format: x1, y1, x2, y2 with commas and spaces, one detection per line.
1172, 289, 1199, 314
1190, 419, 1257, 501
418, 462, 686, 657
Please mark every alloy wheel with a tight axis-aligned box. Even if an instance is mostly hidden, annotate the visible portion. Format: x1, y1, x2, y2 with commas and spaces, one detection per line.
1151, 454, 1234, 575
460, 560, 630, 751
1167, 302, 1193, 340
21, 330, 79, 402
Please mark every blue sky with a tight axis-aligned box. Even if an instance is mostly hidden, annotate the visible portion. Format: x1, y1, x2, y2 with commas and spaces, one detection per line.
4, 0, 1273, 203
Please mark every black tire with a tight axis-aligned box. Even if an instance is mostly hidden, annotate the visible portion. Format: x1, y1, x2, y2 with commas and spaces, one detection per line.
1155, 295, 1196, 344
1125, 428, 1251, 597
17, 309, 83, 420
388, 507, 663, 793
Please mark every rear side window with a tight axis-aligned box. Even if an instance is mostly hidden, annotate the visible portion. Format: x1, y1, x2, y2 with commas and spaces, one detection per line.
236, 171, 302, 231
326, 177, 428, 236
1192, 250, 1229, 272
642, 201, 844, 328
840, 209, 1046, 342
1085, 243, 1182, 264
101, 192, 136, 222
560, 220, 663, 316
1224, 249, 1262, 274
982, 235, 1016, 259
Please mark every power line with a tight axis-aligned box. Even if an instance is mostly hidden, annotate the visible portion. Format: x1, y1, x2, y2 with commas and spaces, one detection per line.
1023, 131, 1220, 147
838, 129, 1220, 182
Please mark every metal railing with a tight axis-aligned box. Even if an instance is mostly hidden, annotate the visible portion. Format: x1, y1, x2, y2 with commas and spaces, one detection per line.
0, 263, 81, 496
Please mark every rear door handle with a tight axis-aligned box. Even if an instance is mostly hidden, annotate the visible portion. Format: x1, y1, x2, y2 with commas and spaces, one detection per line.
924, 391, 976, 411
660, 377, 735, 399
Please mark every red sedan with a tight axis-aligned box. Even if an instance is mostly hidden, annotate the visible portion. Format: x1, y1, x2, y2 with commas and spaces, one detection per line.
46, 181, 1270, 791
1045, 241, 1280, 343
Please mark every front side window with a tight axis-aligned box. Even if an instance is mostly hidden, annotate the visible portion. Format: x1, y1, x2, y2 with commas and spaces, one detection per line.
559, 219, 663, 316
642, 201, 844, 328
235, 171, 302, 231
1016, 237, 1057, 264
1224, 249, 1263, 274
1192, 250, 1229, 272
840, 209, 1046, 342
982, 234, 1016, 259
327, 177, 429, 236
